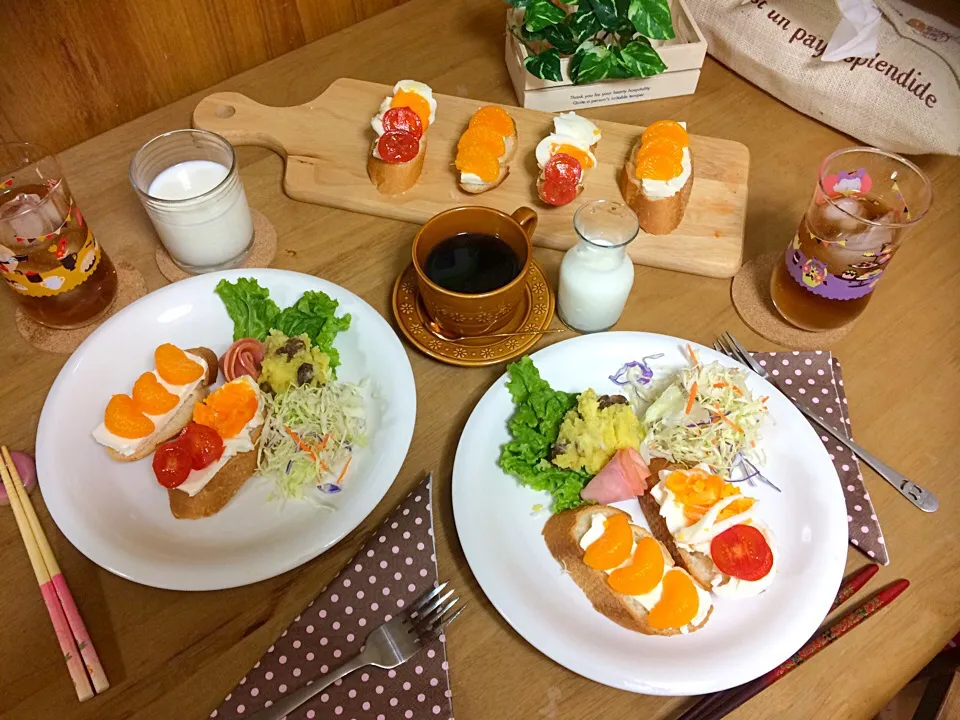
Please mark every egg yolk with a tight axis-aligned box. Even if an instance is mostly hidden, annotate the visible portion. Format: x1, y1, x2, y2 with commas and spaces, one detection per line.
641, 120, 689, 148
648, 569, 700, 630
455, 145, 501, 182
155, 344, 204, 385
665, 469, 755, 523
391, 90, 431, 131
104, 394, 155, 439
132, 372, 179, 415
552, 143, 594, 169
469, 106, 515, 137
607, 536, 665, 596
193, 381, 258, 439
583, 514, 633, 571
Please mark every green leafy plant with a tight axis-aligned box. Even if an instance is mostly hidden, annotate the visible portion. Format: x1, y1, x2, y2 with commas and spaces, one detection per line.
507, 0, 674, 84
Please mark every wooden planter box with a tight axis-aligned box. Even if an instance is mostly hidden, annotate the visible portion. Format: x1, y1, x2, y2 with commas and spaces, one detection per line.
505, 0, 707, 112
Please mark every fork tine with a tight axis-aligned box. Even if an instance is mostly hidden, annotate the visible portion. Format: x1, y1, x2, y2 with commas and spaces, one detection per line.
715, 334, 735, 361
713, 341, 726, 355
414, 595, 460, 635
422, 605, 465, 643
724, 332, 763, 373
413, 589, 454, 621
408, 582, 448, 615
719, 333, 747, 365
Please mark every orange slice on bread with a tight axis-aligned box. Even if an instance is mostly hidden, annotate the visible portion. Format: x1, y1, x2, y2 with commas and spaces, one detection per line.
104, 394, 155, 439
155, 344, 205, 385
132, 372, 179, 415
583, 513, 633, 571
607, 536, 665, 596
648, 569, 700, 630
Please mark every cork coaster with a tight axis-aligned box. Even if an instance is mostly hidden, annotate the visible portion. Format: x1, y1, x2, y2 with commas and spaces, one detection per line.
16, 260, 147, 354
156, 208, 277, 282
731, 252, 854, 350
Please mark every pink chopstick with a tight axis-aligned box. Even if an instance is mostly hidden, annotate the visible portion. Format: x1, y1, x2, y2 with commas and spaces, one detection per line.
0, 446, 109, 700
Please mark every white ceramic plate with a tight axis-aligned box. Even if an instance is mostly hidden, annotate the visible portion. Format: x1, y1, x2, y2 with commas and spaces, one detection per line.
452, 332, 847, 695
37, 269, 416, 591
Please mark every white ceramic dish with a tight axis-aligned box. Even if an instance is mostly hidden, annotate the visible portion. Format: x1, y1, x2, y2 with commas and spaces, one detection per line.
452, 332, 847, 695
37, 269, 416, 591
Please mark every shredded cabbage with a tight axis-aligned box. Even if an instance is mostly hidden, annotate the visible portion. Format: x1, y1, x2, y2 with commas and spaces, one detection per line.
257, 381, 367, 502
641, 360, 768, 475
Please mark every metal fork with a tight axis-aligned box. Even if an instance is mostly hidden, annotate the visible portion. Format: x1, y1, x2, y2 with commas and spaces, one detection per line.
247, 582, 464, 720
714, 332, 938, 513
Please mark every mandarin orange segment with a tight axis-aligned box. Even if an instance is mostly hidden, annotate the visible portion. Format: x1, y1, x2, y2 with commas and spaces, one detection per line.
635, 152, 683, 181
104, 394, 155, 439
607, 536, 665, 596
648, 569, 701, 630
391, 91, 431, 131
583, 514, 633, 571
637, 137, 684, 164
457, 126, 506, 157
470, 106, 515, 137
455, 146, 501, 182
641, 120, 689, 148
132, 372, 179, 415
552, 143, 594, 169
193, 380, 258, 439
155, 343, 204, 385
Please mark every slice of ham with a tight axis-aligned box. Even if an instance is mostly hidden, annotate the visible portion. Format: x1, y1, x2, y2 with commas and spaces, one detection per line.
220, 337, 266, 382
580, 447, 651, 504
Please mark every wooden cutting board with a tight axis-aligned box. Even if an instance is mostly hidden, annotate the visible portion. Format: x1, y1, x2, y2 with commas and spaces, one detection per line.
193, 78, 749, 278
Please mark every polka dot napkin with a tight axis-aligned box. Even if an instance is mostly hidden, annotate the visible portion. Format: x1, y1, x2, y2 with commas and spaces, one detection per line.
211, 474, 454, 720
752, 351, 888, 565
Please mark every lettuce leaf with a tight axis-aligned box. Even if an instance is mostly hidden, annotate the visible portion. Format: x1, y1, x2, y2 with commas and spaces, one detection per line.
215, 278, 352, 373
498, 357, 589, 512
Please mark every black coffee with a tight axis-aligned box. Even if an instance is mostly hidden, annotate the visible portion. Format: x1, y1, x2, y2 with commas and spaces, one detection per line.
423, 233, 521, 294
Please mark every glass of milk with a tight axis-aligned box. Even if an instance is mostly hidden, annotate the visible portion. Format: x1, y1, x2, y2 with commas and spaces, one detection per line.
130, 129, 254, 273
558, 200, 639, 333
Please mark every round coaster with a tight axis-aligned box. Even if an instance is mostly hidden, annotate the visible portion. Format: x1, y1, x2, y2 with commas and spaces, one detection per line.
156, 208, 277, 282
731, 252, 854, 350
16, 260, 147, 354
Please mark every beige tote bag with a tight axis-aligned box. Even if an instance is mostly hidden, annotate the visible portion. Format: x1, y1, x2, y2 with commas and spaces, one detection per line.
685, 0, 960, 156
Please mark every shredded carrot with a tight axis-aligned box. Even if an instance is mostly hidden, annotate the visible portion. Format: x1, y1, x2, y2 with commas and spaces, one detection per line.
760, 396, 769, 404
713, 382, 728, 388
751, 440, 756, 448
719, 413, 744, 434
285, 426, 317, 460
687, 343, 698, 365
336, 456, 353, 485
685, 381, 698, 414
732, 386, 744, 397
317, 433, 330, 451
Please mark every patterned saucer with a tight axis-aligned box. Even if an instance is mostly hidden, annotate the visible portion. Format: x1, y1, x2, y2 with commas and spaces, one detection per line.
391, 260, 555, 367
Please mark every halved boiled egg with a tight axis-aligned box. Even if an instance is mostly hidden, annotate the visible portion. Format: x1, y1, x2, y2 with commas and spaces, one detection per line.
535, 133, 597, 171
553, 112, 601, 147
371, 80, 437, 137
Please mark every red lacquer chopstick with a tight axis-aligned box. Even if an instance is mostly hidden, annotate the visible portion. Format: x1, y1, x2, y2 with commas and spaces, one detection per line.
682, 571, 905, 720
829, 563, 879, 612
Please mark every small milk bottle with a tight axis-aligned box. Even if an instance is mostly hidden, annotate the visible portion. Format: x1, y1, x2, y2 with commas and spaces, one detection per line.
558, 200, 639, 332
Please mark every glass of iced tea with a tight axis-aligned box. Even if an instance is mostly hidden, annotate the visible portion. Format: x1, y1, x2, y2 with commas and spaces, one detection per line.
0, 143, 118, 328
770, 147, 932, 331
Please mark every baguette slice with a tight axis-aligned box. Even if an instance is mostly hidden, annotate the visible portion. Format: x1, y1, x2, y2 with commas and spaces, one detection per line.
639, 457, 725, 590
458, 131, 517, 194
168, 426, 262, 519
619, 140, 694, 235
106, 347, 219, 463
543, 504, 712, 636
367, 137, 427, 195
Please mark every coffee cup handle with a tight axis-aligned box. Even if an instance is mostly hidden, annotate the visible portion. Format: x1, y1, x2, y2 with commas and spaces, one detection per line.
511, 207, 538, 239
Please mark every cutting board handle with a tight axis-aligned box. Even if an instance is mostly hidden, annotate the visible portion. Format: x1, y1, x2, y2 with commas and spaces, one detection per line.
193, 92, 294, 157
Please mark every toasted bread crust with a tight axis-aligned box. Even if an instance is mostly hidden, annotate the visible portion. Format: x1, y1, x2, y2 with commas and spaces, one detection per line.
619, 141, 694, 235
106, 346, 218, 463
543, 504, 711, 635
367, 137, 427, 195
167, 427, 262, 519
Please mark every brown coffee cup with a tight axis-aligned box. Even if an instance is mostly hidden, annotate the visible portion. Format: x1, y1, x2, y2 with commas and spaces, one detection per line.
412, 206, 538, 337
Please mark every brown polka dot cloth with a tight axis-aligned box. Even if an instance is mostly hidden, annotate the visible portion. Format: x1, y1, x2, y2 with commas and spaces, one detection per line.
752, 351, 888, 565
211, 474, 454, 720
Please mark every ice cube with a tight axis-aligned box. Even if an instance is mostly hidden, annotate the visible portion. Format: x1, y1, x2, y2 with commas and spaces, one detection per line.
817, 197, 869, 232
844, 213, 896, 252
0, 192, 63, 240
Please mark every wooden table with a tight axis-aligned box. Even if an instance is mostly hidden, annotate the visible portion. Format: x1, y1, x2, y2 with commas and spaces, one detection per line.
1, 1, 958, 718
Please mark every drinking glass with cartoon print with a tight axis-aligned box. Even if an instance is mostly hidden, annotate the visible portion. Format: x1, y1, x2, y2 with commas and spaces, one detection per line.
0, 143, 118, 328
770, 147, 932, 331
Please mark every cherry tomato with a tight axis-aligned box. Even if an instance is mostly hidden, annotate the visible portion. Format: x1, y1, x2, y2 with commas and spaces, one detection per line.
710, 524, 774, 581
152, 442, 193, 489
538, 178, 579, 207
377, 131, 419, 164
178, 422, 225, 470
381, 107, 423, 141
543, 153, 583, 186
